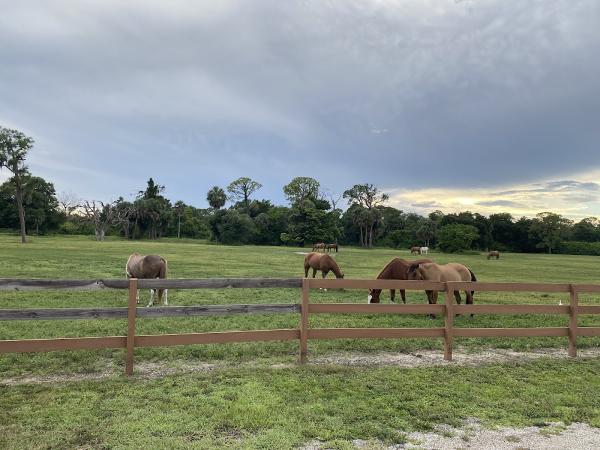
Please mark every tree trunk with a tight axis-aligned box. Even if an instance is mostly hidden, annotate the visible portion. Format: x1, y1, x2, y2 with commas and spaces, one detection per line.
177, 214, 181, 239
15, 185, 27, 243
95, 227, 106, 241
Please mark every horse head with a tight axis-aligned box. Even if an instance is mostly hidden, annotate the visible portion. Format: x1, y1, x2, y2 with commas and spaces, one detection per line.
406, 263, 423, 280
368, 288, 382, 303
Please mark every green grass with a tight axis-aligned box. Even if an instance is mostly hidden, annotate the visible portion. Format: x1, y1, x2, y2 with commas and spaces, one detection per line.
1, 359, 600, 449
1, 234, 600, 448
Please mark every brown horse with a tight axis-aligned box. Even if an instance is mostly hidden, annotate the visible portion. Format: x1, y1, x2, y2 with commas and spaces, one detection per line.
304, 252, 344, 279
407, 262, 476, 311
368, 258, 432, 303
126, 253, 168, 307
487, 250, 500, 260
325, 243, 338, 253
410, 246, 421, 255
312, 242, 326, 252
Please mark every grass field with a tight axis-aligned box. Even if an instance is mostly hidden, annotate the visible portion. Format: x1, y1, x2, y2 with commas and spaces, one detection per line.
1, 234, 600, 448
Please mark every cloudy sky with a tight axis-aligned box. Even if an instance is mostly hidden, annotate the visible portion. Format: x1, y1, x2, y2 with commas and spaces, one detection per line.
1, 0, 599, 218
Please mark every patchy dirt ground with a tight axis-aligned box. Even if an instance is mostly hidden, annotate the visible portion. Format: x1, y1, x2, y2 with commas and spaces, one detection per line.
348, 420, 600, 449
2, 347, 600, 386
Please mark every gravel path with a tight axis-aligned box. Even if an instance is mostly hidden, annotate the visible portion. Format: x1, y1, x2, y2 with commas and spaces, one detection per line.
2, 347, 600, 386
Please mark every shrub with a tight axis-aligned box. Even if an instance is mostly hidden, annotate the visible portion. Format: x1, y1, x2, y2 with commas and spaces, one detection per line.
437, 224, 479, 253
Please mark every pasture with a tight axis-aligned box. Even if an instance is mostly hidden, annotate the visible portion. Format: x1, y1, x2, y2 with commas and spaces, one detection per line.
1, 234, 600, 448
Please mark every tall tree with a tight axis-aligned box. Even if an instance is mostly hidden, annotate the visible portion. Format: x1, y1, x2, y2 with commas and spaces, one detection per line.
283, 177, 321, 205
227, 177, 262, 210
173, 200, 185, 238
81, 200, 119, 241
529, 212, 572, 254
57, 191, 81, 217
343, 183, 389, 248
0, 126, 34, 243
206, 186, 227, 210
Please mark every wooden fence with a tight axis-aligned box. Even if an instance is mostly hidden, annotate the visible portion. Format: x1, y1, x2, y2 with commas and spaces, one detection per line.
1, 278, 600, 375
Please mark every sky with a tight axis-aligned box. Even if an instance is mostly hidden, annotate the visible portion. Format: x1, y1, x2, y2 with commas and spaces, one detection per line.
1, 0, 599, 218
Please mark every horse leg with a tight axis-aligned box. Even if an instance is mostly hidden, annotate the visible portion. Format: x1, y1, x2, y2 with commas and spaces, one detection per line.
147, 289, 155, 307
390, 289, 396, 303
465, 290, 474, 317
304, 265, 309, 278
163, 289, 168, 306
427, 290, 437, 319
400, 289, 406, 304
312, 268, 317, 278
136, 289, 140, 304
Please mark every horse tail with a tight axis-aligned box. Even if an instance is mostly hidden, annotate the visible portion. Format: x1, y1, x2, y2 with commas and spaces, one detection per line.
468, 268, 476, 296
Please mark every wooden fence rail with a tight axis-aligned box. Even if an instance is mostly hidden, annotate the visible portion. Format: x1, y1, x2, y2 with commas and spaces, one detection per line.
1, 278, 600, 375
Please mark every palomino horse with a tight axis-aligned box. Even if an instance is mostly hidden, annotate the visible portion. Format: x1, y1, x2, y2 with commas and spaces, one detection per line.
410, 246, 421, 255
304, 252, 344, 279
368, 257, 432, 304
325, 243, 338, 253
407, 262, 476, 314
126, 253, 168, 307
420, 246, 429, 255
487, 250, 500, 260
312, 242, 326, 252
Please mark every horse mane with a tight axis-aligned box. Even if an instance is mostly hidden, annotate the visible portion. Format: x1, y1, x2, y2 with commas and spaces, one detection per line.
325, 255, 343, 278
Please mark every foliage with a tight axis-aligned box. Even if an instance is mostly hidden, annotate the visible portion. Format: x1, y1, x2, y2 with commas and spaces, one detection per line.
227, 177, 262, 210
283, 176, 321, 205
529, 212, 572, 254
206, 186, 227, 210
437, 223, 480, 253
0, 126, 35, 242
0, 175, 63, 234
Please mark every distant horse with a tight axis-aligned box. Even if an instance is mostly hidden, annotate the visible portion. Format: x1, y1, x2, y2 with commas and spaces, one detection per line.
312, 242, 326, 252
407, 262, 476, 314
368, 257, 432, 304
126, 253, 168, 307
487, 250, 500, 260
325, 243, 339, 253
420, 246, 429, 255
304, 252, 344, 279
410, 246, 421, 255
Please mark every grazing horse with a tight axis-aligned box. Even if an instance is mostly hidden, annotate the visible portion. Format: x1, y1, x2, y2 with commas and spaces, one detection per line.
312, 242, 326, 252
304, 252, 344, 279
126, 253, 168, 307
410, 246, 421, 255
487, 250, 500, 260
368, 257, 432, 304
420, 246, 429, 255
407, 262, 476, 314
325, 243, 339, 253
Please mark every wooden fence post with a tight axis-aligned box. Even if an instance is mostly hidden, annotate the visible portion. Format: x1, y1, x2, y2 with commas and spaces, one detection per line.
125, 278, 138, 375
444, 283, 454, 361
568, 284, 579, 357
299, 278, 309, 363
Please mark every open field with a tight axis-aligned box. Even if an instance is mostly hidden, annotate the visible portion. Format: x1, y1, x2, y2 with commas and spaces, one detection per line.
1, 234, 600, 448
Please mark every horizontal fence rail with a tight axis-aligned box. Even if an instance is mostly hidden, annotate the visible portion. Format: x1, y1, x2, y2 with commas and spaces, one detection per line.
1, 278, 600, 374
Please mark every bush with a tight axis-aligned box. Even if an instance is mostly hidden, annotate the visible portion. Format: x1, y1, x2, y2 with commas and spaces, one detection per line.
555, 241, 600, 256
437, 224, 479, 253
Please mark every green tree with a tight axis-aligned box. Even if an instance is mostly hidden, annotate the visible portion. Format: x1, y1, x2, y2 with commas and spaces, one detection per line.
571, 217, 600, 242
529, 212, 572, 254
227, 177, 262, 211
206, 186, 227, 210
173, 200, 186, 238
0, 175, 63, 234
283, 177, 321, 205
437, 224, 480, 253
343, 183, 388, 248
0, 126, 35, 243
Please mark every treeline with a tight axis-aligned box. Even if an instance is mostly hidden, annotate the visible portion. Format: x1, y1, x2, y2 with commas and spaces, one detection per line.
2, 125, 600, 254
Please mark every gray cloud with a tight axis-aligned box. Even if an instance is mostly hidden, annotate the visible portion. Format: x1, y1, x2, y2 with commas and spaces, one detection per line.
476, 200, 526, 208
1, 1, 599, 206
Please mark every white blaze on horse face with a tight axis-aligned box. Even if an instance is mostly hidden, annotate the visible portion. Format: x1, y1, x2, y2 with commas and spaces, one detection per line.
368, 294, 373, 303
